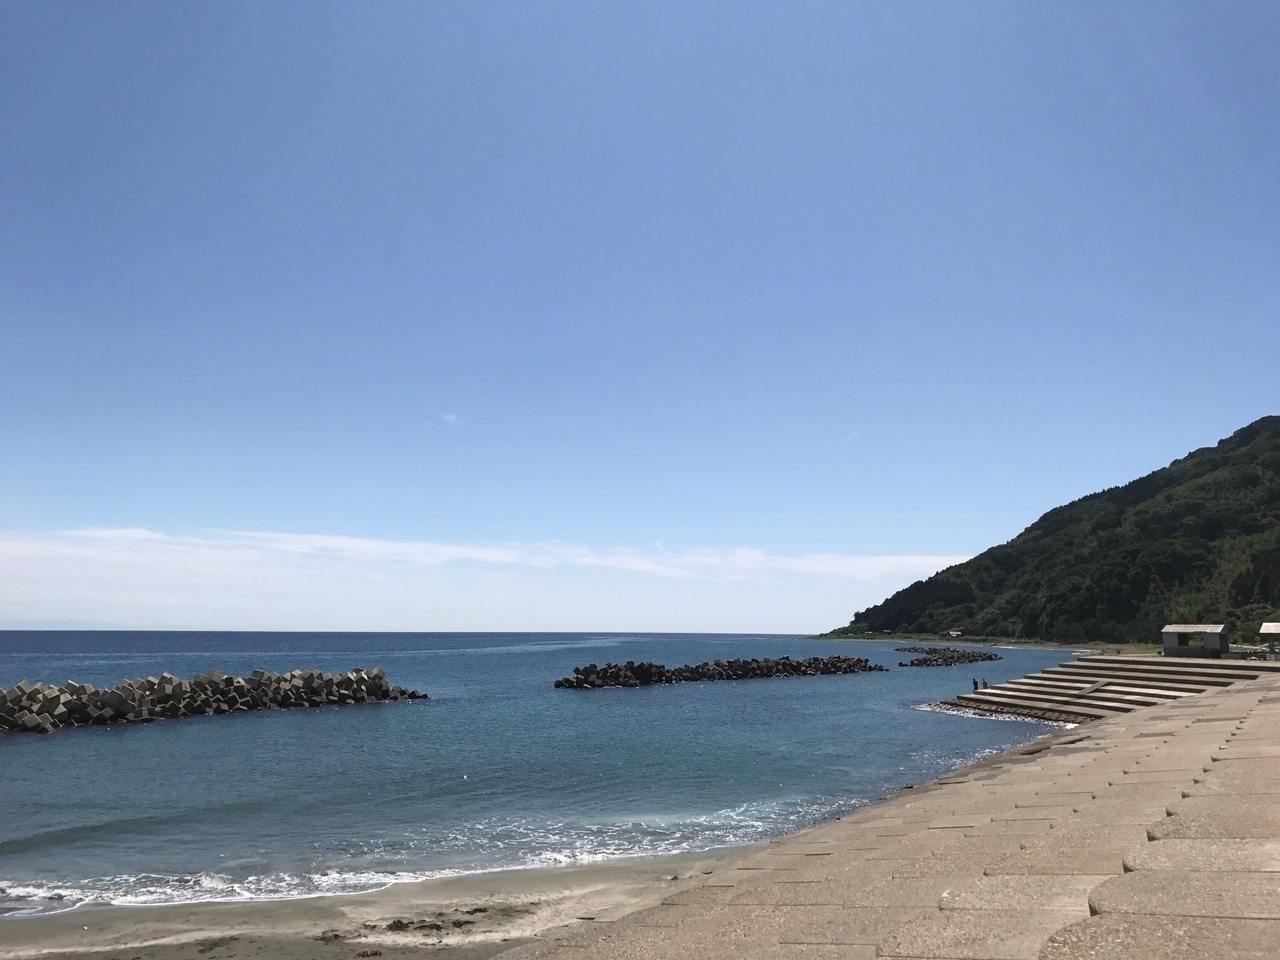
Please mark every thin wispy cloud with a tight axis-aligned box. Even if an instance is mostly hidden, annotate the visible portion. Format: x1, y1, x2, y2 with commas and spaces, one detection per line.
38, 528, 961, 581
0, 528, 967, 632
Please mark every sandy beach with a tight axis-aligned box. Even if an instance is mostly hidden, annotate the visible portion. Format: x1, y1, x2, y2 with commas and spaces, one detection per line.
0, 849, 745, 960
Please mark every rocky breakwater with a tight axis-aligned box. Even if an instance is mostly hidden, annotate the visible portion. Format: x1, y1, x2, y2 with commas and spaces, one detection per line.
0, 668, 426, 735
896, 645, 1002, 667
554, 654, 888, 689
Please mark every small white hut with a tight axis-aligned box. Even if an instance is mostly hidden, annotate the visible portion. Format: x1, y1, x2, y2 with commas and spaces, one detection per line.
1161, 623, 1228, 658
1261, 623, 1280, 661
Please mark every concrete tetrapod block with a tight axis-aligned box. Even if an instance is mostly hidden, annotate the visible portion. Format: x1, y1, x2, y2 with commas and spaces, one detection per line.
1088, 870, 1280, 919
1041, 914, 1280, 960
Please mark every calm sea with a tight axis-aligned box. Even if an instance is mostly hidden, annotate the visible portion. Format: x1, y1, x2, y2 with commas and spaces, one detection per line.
0, 632, 1072, 916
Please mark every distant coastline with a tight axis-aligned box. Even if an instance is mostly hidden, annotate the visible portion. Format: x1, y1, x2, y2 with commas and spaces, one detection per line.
816, 632, 1152, 655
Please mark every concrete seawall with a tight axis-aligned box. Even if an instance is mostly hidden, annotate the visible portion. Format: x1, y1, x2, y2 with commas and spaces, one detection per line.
0, 667, 426, 734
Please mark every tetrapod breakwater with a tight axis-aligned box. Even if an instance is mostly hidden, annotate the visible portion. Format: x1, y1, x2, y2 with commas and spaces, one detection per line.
0, 667, 426, 734
896, 645, 1002, 667
553, 654, 887, 689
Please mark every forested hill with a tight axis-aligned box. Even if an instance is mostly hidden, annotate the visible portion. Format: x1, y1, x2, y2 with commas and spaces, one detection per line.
825, 416, 1280, 642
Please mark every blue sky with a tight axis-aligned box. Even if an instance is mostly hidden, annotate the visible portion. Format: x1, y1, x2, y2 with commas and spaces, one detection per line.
2, 2, 1277, 632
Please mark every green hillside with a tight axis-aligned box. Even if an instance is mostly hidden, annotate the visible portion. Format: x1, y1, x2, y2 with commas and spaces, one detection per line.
826, 416, 1280, 642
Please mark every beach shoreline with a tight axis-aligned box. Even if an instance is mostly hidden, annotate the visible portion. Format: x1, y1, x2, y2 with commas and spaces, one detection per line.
819, 634, 1159, 656
0, 722, 1076, 960
0, 847, 751, 960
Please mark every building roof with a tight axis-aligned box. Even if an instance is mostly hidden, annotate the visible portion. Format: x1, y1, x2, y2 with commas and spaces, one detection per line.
1260, 623, 1280, 634
1162, 624, 1226, 633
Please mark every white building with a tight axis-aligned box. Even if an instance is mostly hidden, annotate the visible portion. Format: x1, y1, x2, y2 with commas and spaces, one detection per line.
1161, 623, 1228, 659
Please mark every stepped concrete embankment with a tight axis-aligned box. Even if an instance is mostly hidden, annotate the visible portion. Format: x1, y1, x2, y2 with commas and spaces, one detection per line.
0, 667, 426, 734
553, 655, 887, 689
942, 654, 1280, 723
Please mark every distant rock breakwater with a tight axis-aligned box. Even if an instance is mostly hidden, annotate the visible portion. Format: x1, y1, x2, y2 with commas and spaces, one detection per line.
896, 646, 1002, 667
554, 655, 888, 689
0, 668, 426, 734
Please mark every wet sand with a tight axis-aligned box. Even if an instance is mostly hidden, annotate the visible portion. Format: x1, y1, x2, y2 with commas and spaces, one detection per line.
0, 849, 745, 960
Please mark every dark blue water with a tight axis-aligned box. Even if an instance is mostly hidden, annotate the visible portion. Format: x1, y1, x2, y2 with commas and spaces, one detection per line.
0, 632, 1072, 915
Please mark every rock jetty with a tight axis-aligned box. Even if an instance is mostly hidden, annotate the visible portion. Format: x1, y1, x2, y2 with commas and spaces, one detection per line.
0, 668, 426, 734
554, 655, 887, 689
896, 645, 1002, 667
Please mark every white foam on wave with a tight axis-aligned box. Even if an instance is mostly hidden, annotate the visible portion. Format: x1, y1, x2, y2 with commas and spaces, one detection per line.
913, 702, 1076, 727
0, 796, 870, 915
0, 868, 456, 916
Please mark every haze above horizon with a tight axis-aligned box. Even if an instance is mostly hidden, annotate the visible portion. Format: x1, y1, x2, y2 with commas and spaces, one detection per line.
2, 3, 1277, 632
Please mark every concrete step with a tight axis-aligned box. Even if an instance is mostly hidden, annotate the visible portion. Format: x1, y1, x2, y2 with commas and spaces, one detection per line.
1071, 658, 1280, 681
1076, 656, 1280, 675
968, 686, 1148, 715
942, 656, 1280, 725
941, 698, 1100, 724
1042, 665, 1228, 689
950, 691, 1115, 720
1005, 677, 1196, 701
999, 680, 1174, 707
1050, 660, 1231, 680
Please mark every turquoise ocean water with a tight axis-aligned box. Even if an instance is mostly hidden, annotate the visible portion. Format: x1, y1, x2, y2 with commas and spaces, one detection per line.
0, 632, 1072, 916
